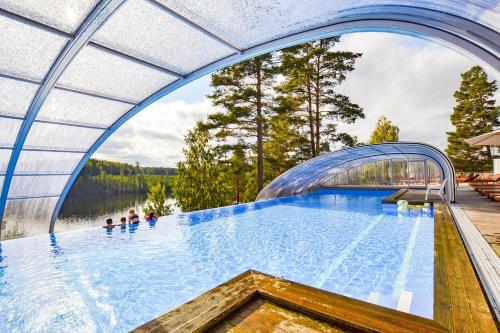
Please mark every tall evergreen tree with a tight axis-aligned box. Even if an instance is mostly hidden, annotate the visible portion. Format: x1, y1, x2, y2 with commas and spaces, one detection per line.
279, 37, 364, 155
173, 124, 230, 212
369, 116, 399, 143
446, 66, 499, 171
205, 54, 277, 193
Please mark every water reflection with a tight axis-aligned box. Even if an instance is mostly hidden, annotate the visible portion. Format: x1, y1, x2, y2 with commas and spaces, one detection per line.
0, 193, 176, 241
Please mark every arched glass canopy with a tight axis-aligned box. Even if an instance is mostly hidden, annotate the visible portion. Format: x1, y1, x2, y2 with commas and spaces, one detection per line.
0, 1, 498, 235
257, 142, 457, 202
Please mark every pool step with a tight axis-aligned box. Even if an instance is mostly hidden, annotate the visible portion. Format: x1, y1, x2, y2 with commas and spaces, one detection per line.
367, 291, 380, 304
397, 290, 413, 313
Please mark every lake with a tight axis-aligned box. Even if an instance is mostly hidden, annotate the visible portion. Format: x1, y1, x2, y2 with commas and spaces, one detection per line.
0, 193, 178, 240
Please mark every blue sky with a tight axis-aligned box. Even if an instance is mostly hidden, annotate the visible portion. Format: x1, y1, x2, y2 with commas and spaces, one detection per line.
93, 32, 498, 167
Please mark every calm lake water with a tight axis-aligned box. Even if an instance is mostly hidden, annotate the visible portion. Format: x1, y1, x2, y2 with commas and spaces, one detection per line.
56, 193, 178, 233
0, 192, 178, 240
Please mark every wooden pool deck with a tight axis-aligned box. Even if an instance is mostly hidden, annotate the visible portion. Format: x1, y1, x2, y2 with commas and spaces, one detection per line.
382, 188, 442, 205
455, 184, 500, 255
131, 203, 498, 333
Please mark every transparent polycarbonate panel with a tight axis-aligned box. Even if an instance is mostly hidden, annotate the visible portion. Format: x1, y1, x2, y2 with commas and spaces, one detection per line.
57, 45, 178, 102
24, 122, 104, 151
160, 0, 500, 48
92, 0, 235, 75
0, 0, 98, 33
8, 175, 69, 198
2, 196, 59, 240
0, 76, 39, 117
0, 13, 68, 81
427, 160, 443, 184
0, 117, 22, 148
37, 88, 132, 127
14, 150, 84, 174
0, 149, 11, 172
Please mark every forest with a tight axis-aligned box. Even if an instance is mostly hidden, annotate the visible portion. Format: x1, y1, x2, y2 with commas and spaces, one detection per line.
68, 158, 176, 196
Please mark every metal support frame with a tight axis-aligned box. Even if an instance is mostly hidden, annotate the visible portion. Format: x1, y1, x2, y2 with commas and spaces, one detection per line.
0, 0, 127, 229
256, 142, 456, 202
0, 3, 492, 231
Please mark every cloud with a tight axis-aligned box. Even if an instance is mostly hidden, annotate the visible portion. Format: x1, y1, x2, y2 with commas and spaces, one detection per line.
334, 32, 497, 149
94, 32, 497, 166
93, 99, 219, 167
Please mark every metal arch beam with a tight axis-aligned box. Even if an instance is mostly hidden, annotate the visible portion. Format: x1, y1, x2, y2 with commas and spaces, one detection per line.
48, 7, 497, 231
0, 0, 127, 228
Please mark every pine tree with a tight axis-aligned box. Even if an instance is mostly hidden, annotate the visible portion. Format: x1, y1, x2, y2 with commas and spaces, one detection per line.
279, 37, 364, 155
369, 116, 399, 143
446, 66, 499, 171
205, 54, 277, 193
173, 124, 230, 212
142, 183, 172, 216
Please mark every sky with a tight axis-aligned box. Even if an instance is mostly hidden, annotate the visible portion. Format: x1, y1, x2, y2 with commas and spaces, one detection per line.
93, 32, 498, 167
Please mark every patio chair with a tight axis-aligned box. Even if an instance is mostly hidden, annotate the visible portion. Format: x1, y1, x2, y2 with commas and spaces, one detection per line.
425, 178, 448, 201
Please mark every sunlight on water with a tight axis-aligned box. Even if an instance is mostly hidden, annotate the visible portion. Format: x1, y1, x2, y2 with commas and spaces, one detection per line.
0, 189, 433, 332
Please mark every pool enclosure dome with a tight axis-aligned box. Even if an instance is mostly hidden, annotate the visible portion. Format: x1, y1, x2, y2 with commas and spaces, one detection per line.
0, 1, 498, 235
256, 142, 456, 202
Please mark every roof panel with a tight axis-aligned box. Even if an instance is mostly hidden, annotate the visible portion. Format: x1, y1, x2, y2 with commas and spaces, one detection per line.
0, 13, 69, 81
0, 76, 39, 118
24, 122, 104, 151
0, 149, 11, 172
14, 151, 84, 175
8, 175, 69, 198
57, 45, 178, 102
92, 0, 235, 75
0, 0, 99, 33
158, 1, 499, 49
0, 117, 22, 148
3, 196, 59, 235
37, 88, 132, 128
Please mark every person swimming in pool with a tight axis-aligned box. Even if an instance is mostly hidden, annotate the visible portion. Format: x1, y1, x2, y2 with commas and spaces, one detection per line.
128, 209, 140, 224
145, 211, 158, 221
119, 217, 127, 229
103, 218, 115, 229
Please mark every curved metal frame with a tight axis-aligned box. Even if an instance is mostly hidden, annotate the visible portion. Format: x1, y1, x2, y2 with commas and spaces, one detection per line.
0, 3, 495, 232
0, 0, 127, 226
256, 142, 457, 202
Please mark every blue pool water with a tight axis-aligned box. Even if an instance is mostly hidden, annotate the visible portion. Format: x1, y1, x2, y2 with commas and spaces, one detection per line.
0, 189, 434, 332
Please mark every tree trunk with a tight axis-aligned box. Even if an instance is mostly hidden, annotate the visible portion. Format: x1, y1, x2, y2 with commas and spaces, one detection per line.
307, 81, 315, 157
315, 57, 321, 155
256, 62, 264, 193
235, 177, 240, 203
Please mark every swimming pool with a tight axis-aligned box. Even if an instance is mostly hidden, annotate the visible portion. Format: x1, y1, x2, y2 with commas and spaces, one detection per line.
0, 189, 434, 332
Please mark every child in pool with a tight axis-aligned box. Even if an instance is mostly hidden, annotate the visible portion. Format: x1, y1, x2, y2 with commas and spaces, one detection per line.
120, 217, 127, 229
103, 218, 115, 229
145, 211, 158, 221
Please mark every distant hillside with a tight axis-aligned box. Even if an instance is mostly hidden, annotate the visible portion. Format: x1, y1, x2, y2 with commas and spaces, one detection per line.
67, 159, 176, 196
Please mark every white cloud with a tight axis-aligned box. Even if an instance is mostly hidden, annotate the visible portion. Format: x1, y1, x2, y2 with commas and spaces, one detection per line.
334, 32, 493, 149
93, 99, 218, 167
94, 32, 497, 166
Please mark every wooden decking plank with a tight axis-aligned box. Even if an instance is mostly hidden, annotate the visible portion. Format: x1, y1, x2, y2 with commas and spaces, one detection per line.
213, 297, 346, 333
439, 205, 477, 333
439, 205, 497, 332
433, 204, 453, 331
251, 271, 447, 333
132, 272, 257, 333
